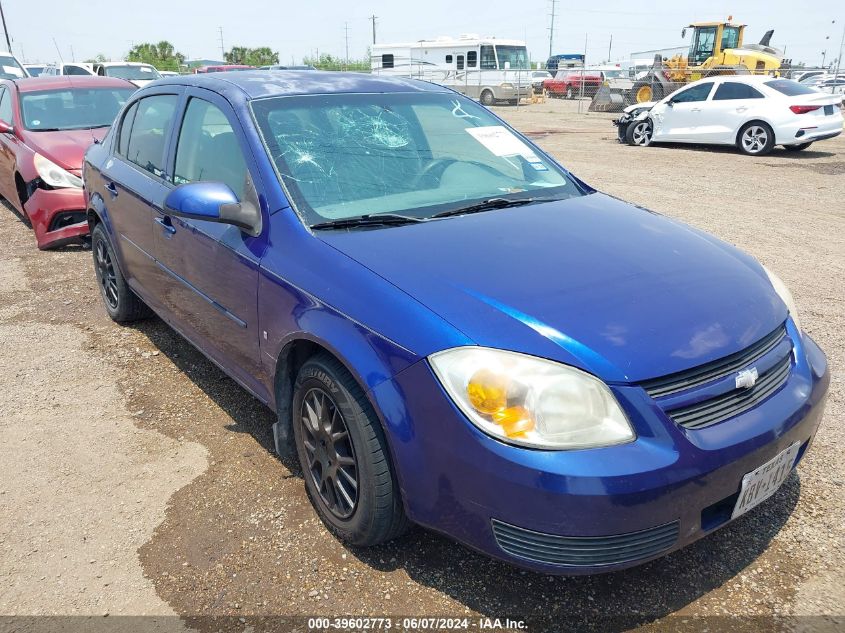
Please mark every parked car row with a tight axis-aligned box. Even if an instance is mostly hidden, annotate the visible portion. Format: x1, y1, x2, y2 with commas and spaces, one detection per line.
0, 69, 831, 577
614, 75, 842, 155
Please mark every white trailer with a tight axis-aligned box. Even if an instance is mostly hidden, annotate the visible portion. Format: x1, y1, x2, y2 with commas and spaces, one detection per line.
371, 35, 532, 105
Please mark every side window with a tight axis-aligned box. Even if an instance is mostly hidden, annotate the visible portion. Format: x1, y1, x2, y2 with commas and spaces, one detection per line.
672, 82, 713, 103
381, 54, 394, 69
63, 65, 88, 76
480, 46, 496, 70
125, 95, 178, 178
713, 82, 764, 100
445, 55, 452, 64
0, 88, 12, 124
456, 55, 464, 71
117, 102, 138, 156
173, 98, 247, 196
467, 51, 477, 68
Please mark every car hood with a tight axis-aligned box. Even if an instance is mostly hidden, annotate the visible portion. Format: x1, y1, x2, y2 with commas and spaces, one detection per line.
318, 193, 786, 383
24, 128, 108, 171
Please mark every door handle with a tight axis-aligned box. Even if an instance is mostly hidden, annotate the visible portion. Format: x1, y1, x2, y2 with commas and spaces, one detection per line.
155, 215, 177, 235
691, 107, 701, 113
105, 181, 118, 197
736, 106, 748, 113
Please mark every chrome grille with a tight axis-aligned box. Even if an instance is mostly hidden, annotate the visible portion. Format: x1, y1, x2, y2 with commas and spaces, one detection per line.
491, 519, 679, 567
640, 324, 788, 398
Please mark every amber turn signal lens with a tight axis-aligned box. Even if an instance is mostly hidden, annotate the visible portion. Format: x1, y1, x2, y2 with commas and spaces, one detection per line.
492, 406, 535, 437
467, 368, 509, 415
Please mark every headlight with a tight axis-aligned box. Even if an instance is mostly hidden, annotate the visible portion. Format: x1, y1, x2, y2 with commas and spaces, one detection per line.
429, 347, 635, 450
33, 153, 82, 189
763, 265, 802, 333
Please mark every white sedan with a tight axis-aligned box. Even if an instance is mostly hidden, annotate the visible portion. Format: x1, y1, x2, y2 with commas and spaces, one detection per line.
618, 76, 843, 155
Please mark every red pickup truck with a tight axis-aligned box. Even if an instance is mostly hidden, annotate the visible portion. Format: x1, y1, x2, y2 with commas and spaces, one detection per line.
543, 70, 602, 99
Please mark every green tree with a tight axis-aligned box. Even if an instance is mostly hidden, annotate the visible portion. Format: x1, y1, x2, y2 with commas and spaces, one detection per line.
84, 53, 107, 64
302, 52, 370, 71
126, 41, 185, 72
224, 46, 279, 66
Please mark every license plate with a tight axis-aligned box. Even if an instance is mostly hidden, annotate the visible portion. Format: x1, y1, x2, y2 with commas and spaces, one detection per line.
824, 105, 834, 115
731, 442, 800, 519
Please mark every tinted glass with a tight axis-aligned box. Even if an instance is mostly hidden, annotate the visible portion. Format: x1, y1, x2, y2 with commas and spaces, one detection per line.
174, 98, 247, 195
467, 51, 477, 68
721, 27, 740, 50
252, 92, 581, 225
713, 82, 764, 100
381, 54, 394, 69
0, 88, 12, 124
690, 27, 716, 64
20, 88, 134, 131
104, 65, 161, 81
26, 66, 45, 77
125, 95, 178, 178
118, 102, 138, 156
671, 82, 713, 103
480, 46, 496, 70
764, 79, 818, 96
63, 65, 91, 76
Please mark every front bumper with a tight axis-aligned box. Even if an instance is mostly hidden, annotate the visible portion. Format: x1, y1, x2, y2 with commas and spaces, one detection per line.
371, 331, 829, 574
23, 187, 88, 250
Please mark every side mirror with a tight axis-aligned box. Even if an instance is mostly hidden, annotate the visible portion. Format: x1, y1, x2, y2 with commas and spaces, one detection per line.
164, 181, 261, 237
681, 28, 687, 39
0, 120, 13, 134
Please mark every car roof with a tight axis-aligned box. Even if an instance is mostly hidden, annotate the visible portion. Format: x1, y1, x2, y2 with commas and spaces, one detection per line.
97, 61, 152, 66
152, 70, 452, 99
11, 75, 135, 92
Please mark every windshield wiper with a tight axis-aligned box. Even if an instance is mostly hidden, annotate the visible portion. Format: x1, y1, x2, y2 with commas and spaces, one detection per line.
430, 196, 560, 219
310, 213, 424, 230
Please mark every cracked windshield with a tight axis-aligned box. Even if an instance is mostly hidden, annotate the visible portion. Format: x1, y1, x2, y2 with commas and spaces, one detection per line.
251, 92, 582, 224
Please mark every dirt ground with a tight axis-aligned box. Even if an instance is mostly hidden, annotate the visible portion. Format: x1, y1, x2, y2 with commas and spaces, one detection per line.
0, 97, 843, 632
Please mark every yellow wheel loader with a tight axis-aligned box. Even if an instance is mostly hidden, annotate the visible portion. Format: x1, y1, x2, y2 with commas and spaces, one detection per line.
590, 19, 782, 111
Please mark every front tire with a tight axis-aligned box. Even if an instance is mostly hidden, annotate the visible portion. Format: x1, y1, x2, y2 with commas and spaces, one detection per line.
292, 353, 409, 547
625, 118, 653, 146
566, 85, 574, 100
737, 122, 775, 156
91, 223, 151, 323
480, 90, 494, 106
784, 142, 812, 152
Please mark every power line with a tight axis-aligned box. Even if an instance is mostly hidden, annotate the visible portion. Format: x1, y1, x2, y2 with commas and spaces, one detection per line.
370, 15, 377, 45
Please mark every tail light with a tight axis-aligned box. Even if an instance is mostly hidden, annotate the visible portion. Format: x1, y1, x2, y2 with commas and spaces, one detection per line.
790, 105, 821, 114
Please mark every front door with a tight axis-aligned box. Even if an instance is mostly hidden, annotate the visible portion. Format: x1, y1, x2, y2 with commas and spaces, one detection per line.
652, 81, 714, 143
153, 89, 266, 394
0, 87, 17, 202
695, 80, 766, 144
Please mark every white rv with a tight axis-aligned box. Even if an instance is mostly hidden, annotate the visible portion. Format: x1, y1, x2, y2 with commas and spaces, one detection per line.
371, 35, 532, 105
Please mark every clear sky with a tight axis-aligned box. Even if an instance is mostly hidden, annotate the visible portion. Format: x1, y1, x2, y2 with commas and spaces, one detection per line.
3, 0, 842, 68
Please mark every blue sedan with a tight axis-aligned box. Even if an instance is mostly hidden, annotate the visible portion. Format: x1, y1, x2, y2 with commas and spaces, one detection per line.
83, 71, 829, 574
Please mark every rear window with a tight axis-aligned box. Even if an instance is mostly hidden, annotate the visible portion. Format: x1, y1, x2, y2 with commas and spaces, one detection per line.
764, 79, 817, 96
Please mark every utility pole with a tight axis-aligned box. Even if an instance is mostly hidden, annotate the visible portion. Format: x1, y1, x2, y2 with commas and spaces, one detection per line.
0, 0, 11, 53
344, 22, 350, 70
370, 15, 377, 45
834, 21, 844, 93
548, 0, 557, 58
70, 44, 75, 62
608, 34, 613, 62
218, 26, 225, 59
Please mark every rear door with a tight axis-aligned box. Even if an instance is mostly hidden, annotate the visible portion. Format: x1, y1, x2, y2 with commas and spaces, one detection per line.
101, 89, 182, 302
153, 88, 266, 392
696, 81, 767, 143
652, 81, 714, 142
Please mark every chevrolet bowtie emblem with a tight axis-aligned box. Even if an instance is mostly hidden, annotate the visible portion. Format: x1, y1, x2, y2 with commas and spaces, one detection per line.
735, 367, 759, 390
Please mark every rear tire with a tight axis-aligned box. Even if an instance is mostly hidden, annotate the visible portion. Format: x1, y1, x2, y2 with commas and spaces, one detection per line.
292, 353, 409, 547
91, 223, 152, 323
566, 85, 574, 100
737, 121, 775, 156
480, 90, 494, 106
784, 142, 812, 152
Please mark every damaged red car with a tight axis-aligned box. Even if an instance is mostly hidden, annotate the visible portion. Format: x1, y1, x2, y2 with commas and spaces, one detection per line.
0, 76, 135, 248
